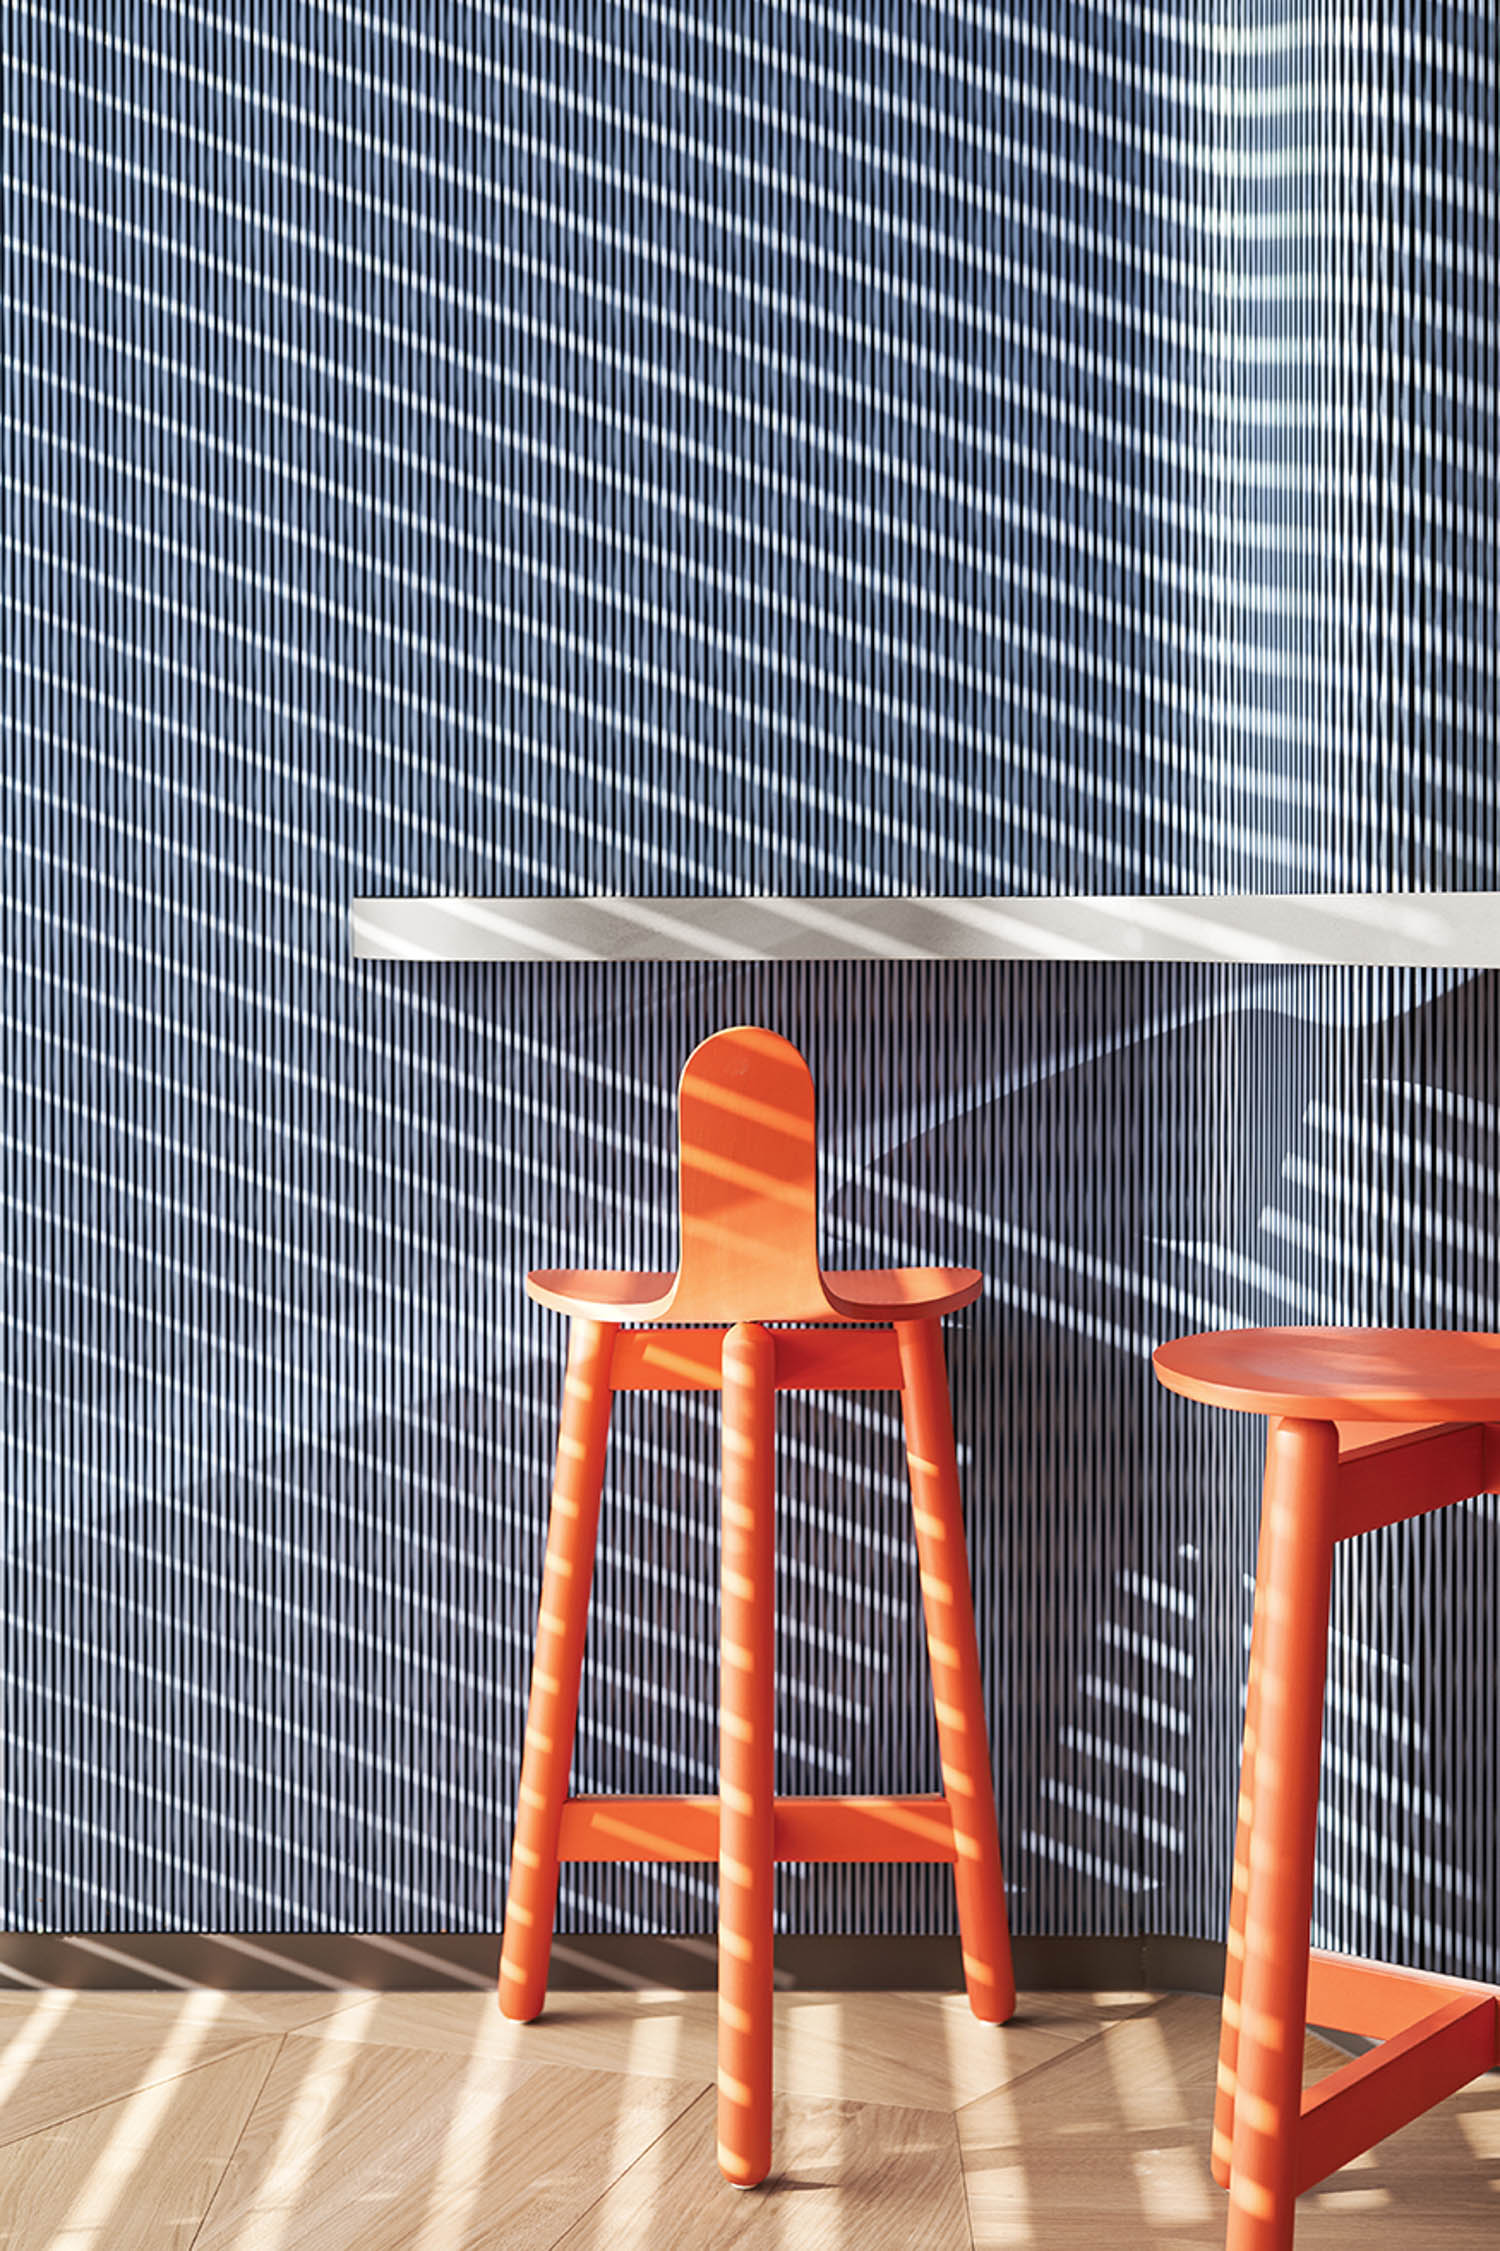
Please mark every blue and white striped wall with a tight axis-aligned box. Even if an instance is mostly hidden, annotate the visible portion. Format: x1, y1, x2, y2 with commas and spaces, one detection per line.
2, 2, 1496, 1975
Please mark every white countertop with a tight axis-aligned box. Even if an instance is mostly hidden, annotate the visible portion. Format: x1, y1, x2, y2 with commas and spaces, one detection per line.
349, 893, 1500, 966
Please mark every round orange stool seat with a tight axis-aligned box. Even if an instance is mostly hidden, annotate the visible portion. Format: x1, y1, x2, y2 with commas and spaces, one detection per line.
1155, 1324, 1500, 1423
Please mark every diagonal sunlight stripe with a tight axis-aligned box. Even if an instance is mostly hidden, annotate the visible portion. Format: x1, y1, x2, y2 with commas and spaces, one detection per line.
8, 16, 1248, 324
0, 1990, 77, 2109
193, 1995, 381, 2251
8, 571, 1141, 868
405, 2033, 509, 2251
4, 498, 1185, 789
49, 1991, 235, 2244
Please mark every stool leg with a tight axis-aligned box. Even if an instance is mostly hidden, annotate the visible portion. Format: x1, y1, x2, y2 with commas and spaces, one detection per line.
1213, 1428, 1278, 2186
1224, 1415, 1339, 2251
718, 1321, 776, 2188
499, 1317, 616, 2023
896, 1317, 1016, 2025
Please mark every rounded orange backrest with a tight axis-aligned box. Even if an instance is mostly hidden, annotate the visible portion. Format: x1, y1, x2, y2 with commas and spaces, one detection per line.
664, 1025, 832, 1323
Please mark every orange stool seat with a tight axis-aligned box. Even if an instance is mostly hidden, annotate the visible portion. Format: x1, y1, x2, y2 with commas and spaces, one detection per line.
526, 1263, 984, 1323
1154, 1326, 1500, 2251
499, 1026, 1015, 2187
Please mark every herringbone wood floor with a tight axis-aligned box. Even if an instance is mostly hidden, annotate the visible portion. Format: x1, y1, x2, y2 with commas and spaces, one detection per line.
1, 1985, 1497, 2247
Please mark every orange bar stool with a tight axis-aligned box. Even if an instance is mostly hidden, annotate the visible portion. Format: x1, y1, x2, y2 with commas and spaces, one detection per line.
1154, 1328, 1500, 2251
499, 1025, 1015, 2186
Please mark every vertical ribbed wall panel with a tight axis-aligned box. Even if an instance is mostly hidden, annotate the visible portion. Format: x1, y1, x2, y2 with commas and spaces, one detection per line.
8, 3, 1490, 899
1, 3, 1496, 1966
5, 956, 1498, 1965
1240, 11, 1497, 884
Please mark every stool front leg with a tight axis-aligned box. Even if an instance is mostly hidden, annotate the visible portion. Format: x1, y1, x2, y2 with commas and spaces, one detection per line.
1213, 1428, 1276, 2186
1224, 1415, 1339, 2251
499, 1317, 617, 2023
897, 1317, 1016, 2025
718, 1321, 776, 2188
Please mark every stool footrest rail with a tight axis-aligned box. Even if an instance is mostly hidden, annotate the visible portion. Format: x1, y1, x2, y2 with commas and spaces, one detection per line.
556, 1792, 959, 1864
1296, 1986, 1500, 2193
1210, 1952, 1500, 2200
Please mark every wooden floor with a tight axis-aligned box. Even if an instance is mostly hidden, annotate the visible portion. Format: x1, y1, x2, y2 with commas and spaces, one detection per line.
2, 1984, 1498, 2248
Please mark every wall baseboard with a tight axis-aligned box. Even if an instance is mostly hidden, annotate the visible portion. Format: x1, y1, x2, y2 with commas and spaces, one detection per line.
0, 1930, 1227, 1996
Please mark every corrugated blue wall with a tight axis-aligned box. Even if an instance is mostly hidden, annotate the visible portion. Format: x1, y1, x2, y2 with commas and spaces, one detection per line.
2, 3, 1496, 1970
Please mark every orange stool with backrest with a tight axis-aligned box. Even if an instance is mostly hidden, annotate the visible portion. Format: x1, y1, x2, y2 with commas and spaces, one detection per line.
499, 1025, 1015, 2185
1154, 1328, 1500, 2250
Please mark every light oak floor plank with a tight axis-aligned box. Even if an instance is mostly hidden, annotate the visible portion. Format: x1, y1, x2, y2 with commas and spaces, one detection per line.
0, 1992, 281, 2149
0, 2036, 279, 2251
201, 1993, 389, 2036
549, 2085, 974, 2251
282, 1986, 1156, 2113
0, 1990, 368, 2035
191, 2040, 706, 2251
